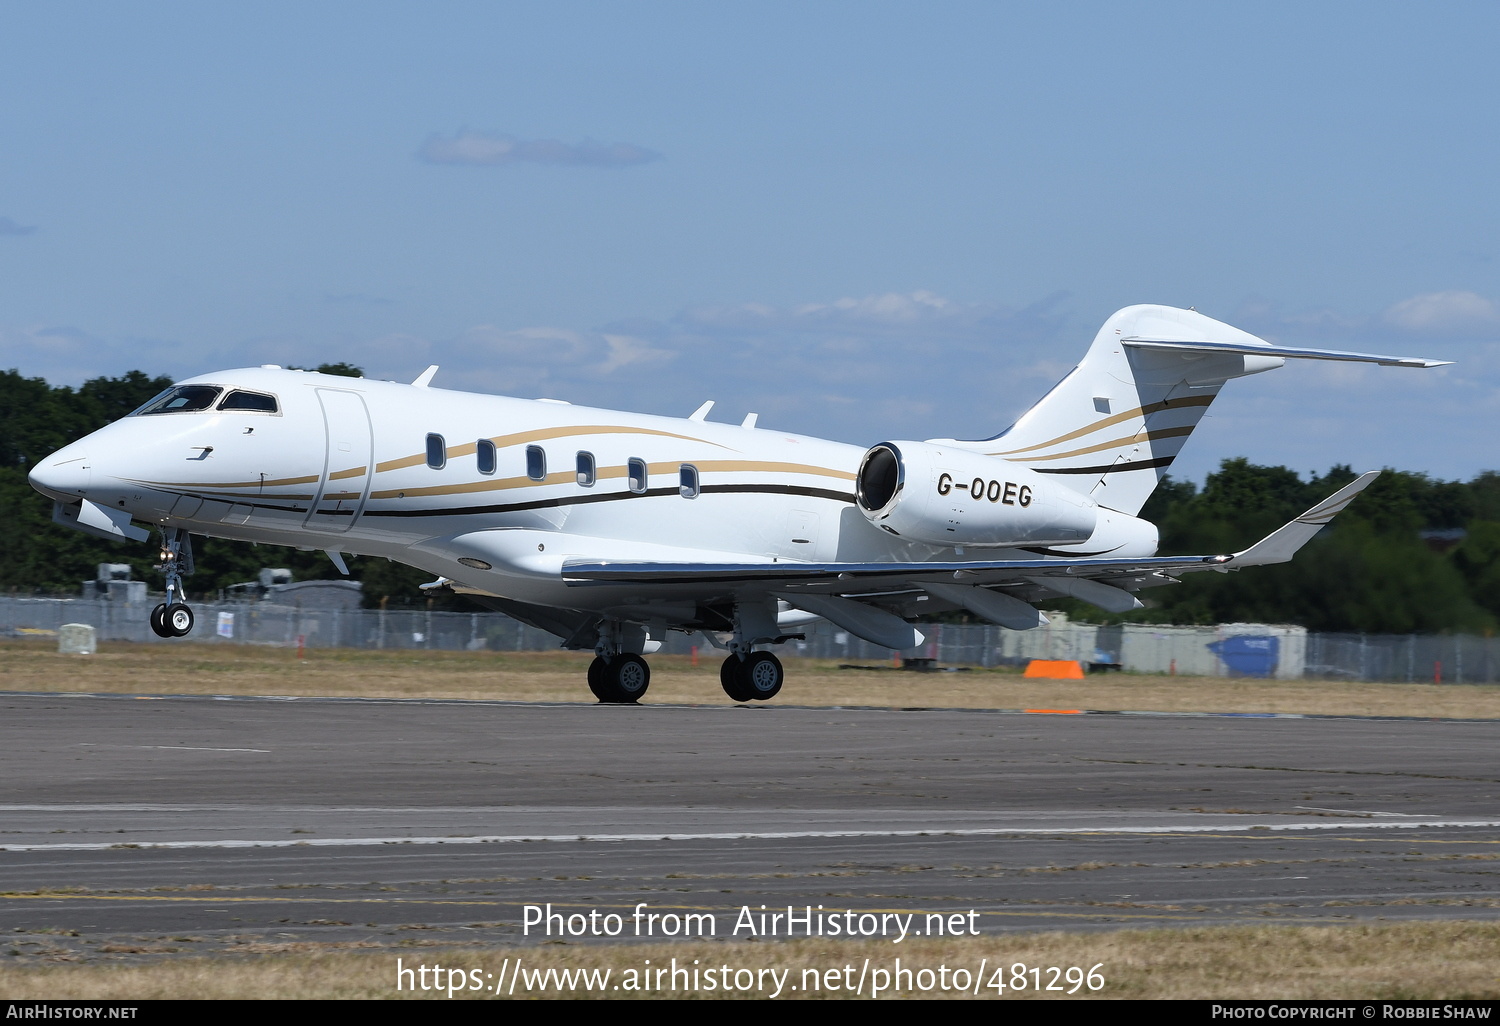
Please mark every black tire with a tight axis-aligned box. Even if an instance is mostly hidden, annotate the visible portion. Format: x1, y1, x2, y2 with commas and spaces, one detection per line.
720, 655, 755, 702
165, 603, 194, 637
740, 651, 784, 701
598, 654, 650, 703
587, 657, 608, 701
149, 603, 172, 638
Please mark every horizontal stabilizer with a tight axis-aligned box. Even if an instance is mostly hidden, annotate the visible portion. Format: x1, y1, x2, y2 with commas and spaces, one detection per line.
1122, 338, 1451, 369
1229, 471, 1381, 567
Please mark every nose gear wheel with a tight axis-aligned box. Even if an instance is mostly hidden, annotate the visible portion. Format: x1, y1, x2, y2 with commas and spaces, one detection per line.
149, 528, 197, 638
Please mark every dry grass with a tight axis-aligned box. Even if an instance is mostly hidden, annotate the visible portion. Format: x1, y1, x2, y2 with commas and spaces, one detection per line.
2, 639, 1498, 718
1, 922, 1497, 999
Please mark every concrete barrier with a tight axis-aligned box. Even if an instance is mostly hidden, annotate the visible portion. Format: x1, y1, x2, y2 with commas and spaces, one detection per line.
58, 623, 97, 655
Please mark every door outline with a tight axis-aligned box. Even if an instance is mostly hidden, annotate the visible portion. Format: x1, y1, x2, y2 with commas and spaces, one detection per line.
304, 388, 374, 534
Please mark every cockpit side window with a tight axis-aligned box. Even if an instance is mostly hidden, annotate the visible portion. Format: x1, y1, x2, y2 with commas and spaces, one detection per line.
218, 390, 279, 413
132, 385, 224, 415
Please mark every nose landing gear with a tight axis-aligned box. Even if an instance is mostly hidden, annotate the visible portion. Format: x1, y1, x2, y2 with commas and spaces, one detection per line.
149, 528, 196, 639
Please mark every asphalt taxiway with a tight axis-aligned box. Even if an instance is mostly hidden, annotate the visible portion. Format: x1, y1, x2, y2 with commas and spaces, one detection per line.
1, 692, 1497, 959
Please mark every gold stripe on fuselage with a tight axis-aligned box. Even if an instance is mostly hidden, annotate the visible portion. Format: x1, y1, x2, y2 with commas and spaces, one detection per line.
368, 459, 855, 502
126, 428, 832, 505
987, 395, 1214, 458
1004, 426, 1196, 463
375, 424, 737, 474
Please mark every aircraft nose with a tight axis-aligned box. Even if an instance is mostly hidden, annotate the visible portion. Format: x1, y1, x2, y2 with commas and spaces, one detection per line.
28, 450, 91, 501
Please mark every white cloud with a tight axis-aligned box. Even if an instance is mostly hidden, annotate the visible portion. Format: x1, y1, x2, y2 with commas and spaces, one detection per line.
597, 334, 673, 375
1382, 291, 1500, 336
417, 131, 661, 168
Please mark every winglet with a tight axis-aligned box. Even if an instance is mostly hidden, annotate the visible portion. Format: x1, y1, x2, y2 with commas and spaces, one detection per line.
412, 365, 439, 388
1229, 471, 1381, 567
325, 549, 350, 575
688, 400, 714, 422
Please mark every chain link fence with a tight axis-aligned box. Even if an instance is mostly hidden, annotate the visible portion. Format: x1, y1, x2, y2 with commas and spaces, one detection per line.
1, 595, 1494, 684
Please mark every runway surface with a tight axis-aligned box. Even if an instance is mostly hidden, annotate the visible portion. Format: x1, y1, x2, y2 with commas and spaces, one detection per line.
1, 692, 1497, 961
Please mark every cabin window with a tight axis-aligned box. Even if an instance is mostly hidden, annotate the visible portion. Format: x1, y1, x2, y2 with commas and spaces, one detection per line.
476, 439, 496, 475
526, 445, 546, 481
132, 385, 223, 415
576, 451, 596, 487
679, 464, 700, 499
627, 458, 648, 494
425, 433, 446, 470
217, 390, 279, 413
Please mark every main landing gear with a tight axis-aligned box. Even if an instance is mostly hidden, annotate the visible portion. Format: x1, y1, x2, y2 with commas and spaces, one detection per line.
587, 654, 651, 704
720, 651, 784, 703
149, 528, 196, 639
584, 650, 786, 704
583, 603, 788, 705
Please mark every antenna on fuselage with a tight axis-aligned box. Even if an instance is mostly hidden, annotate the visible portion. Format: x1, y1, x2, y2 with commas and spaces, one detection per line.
412, 365, 439, 388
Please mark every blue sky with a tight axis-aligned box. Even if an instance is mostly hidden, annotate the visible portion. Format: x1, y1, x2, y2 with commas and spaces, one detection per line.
2, 1, 1497, 484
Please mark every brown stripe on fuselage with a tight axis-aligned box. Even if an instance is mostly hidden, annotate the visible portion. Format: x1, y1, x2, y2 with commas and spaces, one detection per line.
1005, 425, 1195, 463
374, 424, 737, 474
368, 458, 855, 502
987, 395, 1214, 457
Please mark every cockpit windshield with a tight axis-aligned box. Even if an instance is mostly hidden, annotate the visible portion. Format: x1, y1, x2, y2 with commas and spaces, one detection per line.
218, 390, 279, 413
131, 385, 224, 416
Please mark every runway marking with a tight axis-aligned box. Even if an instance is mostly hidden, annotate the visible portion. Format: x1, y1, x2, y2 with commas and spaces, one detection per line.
76, 744, 271, 754
1294, 806, 1415, 817
7, 690, 1500, 723
0, 892, 1284, 923
2, 819, 1499, 853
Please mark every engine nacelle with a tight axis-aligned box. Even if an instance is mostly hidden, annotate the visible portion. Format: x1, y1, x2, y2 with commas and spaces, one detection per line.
855, 441, 1098, 547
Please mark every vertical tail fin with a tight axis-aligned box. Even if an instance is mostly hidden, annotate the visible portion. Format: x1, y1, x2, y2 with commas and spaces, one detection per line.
945, 305, 1287, 515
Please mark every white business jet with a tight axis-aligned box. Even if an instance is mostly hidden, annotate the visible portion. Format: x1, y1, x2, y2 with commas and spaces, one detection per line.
29, 305, 1446, 703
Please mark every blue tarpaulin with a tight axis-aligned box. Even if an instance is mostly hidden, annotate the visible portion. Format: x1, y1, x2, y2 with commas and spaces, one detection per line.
1207, 635, 1280, 677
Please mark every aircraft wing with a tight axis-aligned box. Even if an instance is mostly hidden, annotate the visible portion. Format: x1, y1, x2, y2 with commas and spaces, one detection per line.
562, 472, 1381, 597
